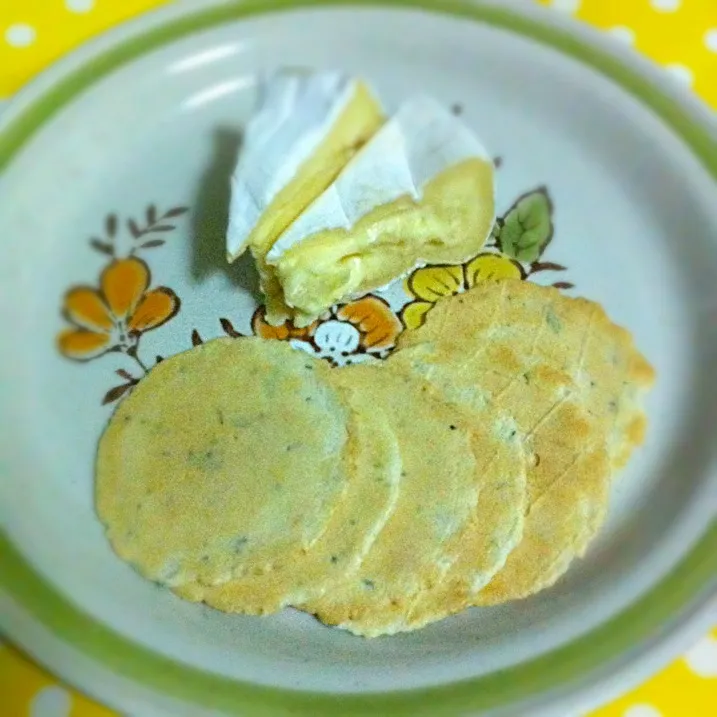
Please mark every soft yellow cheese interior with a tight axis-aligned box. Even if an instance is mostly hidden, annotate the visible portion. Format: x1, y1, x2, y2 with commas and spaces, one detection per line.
272, 158, 495, 326
250, 82, 384, 324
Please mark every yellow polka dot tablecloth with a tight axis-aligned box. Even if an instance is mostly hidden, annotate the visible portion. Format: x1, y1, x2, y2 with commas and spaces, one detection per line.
1, 1, 716, 716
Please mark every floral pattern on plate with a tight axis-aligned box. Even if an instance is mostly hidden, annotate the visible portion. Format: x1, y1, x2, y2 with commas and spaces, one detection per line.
56, 205, 188, 403
56, 179, 571, 397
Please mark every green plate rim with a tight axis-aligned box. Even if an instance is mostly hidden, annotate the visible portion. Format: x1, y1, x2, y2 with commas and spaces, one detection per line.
1, 0, 716, 714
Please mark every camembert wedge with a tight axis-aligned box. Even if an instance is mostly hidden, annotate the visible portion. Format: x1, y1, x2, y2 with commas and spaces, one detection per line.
226, 70, 384, 323
266, 96, 496, 326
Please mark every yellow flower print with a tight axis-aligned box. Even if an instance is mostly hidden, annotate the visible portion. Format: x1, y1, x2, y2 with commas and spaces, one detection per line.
465, 253, 525, 285
402, 253, 524, 330
57, 257, 180, 362
400, 300, 435, 331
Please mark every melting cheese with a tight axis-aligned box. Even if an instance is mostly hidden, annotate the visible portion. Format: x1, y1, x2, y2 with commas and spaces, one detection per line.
226, 69, 384, 323
266, 96, 495, 326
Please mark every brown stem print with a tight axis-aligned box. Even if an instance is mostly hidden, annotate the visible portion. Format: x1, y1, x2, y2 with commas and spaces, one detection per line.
102, 382, 136, 405
88, 212, 121, 258
529, 261, 567, 274
126, 344, 149, 374
219, 318, 244, 338
128, 205, 190, 248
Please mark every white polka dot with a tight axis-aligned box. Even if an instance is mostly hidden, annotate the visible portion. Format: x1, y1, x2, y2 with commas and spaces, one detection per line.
705, 29, 717, 53
608, 26, 636, 46
65, 0, 95, 11
549, 0, 582, 11
623, 706, 663, 717
684, 634, 717, 677
665, 63, 694, 87
30, 686, 72, 717
5, 23, 36, 48
650, 0, 681, 11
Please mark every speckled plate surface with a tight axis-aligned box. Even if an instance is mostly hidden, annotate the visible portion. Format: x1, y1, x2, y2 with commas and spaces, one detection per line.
0, 1, 716, 716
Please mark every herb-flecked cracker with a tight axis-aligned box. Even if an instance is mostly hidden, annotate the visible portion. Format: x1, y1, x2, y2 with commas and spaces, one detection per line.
174, 384, 402, 614
397, 279, 654, 604
302, 362, 524, 637
96, 337, 348, 588
397, 411, 527, 631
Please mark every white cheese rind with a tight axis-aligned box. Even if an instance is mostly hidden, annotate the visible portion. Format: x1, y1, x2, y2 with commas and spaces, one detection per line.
266, 95, 491, 263
226, 70, 357, 260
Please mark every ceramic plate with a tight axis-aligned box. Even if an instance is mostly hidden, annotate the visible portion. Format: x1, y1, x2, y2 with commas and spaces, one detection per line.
1, 1, 716, 715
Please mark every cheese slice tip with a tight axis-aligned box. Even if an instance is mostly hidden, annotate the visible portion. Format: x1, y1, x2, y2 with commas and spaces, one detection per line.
266, 95, 496, 323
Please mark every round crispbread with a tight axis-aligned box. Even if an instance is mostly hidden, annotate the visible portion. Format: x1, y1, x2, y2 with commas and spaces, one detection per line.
175, 383, 402, 614
302, 362, 526, 637
397, 411, 527, 632
96, 337, 348, 588
396, 279, 653, 604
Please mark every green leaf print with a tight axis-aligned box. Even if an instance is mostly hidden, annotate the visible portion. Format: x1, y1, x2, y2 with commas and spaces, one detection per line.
497, 187, 554, 263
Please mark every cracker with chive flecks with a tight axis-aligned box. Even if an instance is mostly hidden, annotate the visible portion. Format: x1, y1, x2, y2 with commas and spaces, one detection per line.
396, 279, 654, 605
97, 337, 348, 590
301, 362, 526, 637
176, 382, 402, 615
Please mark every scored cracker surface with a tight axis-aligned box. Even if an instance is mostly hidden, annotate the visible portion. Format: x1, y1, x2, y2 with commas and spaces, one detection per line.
301, 363, 483, 637
96, 337, 348, 588
174, 384, 402, 614
396, 279, 654, 604
396, 397, 528, 632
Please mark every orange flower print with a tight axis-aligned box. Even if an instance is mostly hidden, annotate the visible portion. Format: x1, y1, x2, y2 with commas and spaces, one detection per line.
58, 257, 180, 365
251, 306, 316, 342
335, 297, 402, 352
292, 296, 402, 366
251, 295, 402, 366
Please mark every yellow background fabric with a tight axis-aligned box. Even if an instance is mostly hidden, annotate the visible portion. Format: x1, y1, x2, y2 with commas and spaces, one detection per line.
1, 0, 715, 715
